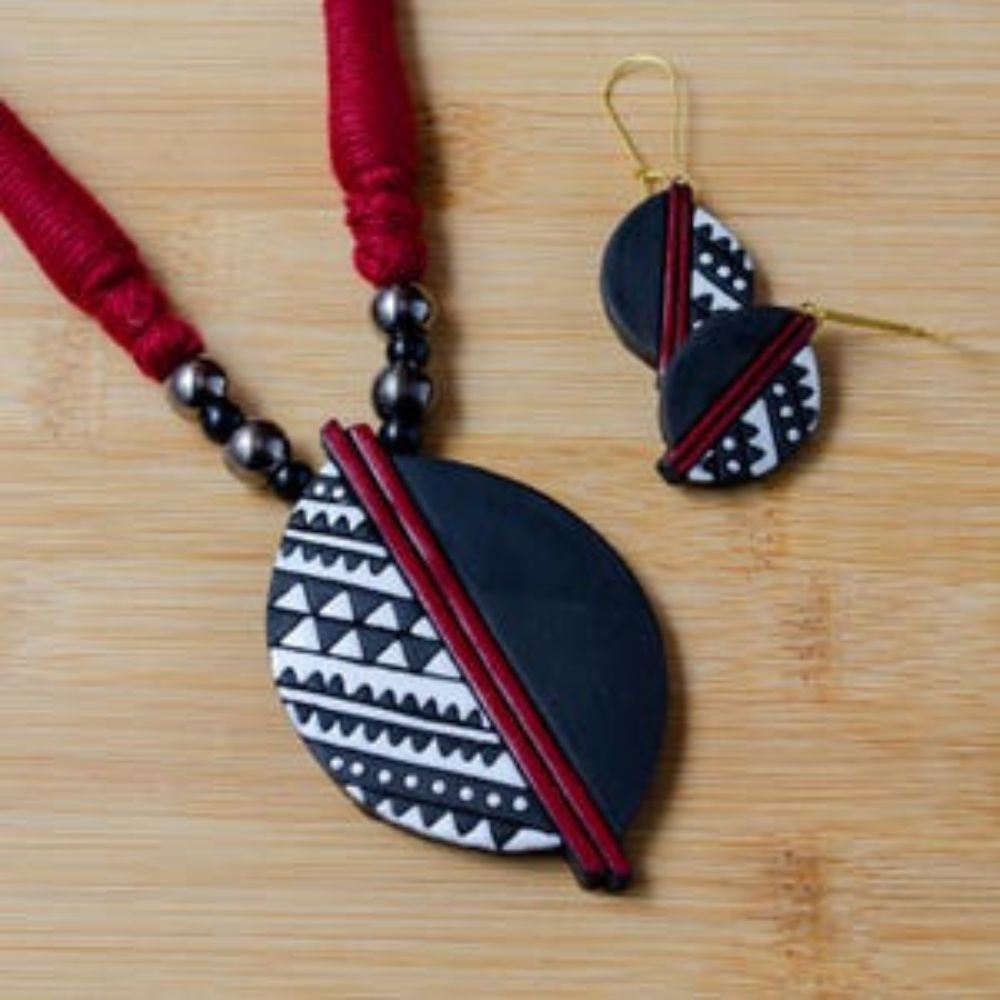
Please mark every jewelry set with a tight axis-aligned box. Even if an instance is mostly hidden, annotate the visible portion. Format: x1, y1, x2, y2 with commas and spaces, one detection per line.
0, 1, 948, 890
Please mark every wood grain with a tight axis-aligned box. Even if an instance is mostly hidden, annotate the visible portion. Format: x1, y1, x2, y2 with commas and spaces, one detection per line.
1, 1, 999, 996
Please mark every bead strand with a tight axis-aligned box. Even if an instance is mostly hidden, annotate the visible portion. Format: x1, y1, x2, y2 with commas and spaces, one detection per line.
370, 283, 436, 454
167, 357, 314, 502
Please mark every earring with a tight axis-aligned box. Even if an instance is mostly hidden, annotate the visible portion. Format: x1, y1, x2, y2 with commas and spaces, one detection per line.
599, 56, 951, 487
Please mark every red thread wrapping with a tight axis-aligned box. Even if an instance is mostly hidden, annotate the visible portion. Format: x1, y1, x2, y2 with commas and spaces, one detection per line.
0, 102, 203, 380
325, 0, 427, 286
0, 0, 424, 372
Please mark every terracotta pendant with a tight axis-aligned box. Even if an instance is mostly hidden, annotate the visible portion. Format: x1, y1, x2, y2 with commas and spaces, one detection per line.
267, 422, 667, 890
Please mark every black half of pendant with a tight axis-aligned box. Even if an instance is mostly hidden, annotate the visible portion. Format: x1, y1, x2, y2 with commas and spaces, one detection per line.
266, 422, 667, 891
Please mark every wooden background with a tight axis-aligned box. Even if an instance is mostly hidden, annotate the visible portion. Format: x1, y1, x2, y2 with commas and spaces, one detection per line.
1, 1, 998, 996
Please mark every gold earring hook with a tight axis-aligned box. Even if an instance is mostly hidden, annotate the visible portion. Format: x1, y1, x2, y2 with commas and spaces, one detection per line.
802, 303, 955, 346
602, 54, 690, 195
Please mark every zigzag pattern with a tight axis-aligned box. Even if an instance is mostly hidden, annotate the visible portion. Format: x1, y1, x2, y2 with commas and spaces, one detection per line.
270, 606, 444, 672
272, 575, 435, 637
689, 409, 768, 484
283, 527, 387, 560
271, 649, 490, 729
274, 654, 487, 729
366, 791, 559, 854
290, 705, 526, 786
292, 499, 371, 536
275, 544, 412, 598
284, 689, 500, 753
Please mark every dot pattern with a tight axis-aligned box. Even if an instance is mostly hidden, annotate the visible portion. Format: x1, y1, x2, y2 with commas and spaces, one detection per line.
690, 352, 820, 485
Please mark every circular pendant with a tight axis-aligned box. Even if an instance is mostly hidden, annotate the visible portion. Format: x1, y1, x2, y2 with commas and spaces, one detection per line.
600, 183, 821, 485
266, 422, 666, 890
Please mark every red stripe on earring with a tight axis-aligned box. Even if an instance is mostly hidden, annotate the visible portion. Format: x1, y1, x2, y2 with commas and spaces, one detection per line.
668, 311, 815, 469
324, 422, 628, 888
670, 183, 694, 365
665, 311, 814, 474
657, 189, 678, 373
663, 311, 817, 477
658, 182, 694, 374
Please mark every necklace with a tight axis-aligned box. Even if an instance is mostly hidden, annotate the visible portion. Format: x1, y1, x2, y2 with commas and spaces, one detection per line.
0, 0, 667, 891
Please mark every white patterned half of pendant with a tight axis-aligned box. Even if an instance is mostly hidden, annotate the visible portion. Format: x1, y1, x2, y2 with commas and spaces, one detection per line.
266, 422, 667, 891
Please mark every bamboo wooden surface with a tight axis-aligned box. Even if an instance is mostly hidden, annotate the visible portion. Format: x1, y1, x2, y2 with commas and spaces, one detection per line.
1, 1, 999, 996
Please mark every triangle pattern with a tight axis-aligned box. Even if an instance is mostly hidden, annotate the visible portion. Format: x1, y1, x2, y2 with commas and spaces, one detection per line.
346, 587, 385, 622
330, 630, 364, 660
365, 601, 400, 631
312, 617, 355, 651
410, 616, 437, 640
376, 640, 409, 669
400, 636, 440, 671
274, 582, 311, 614
424, 649, 461, 679
320, 591, 354, 621
280, 617, 321, 652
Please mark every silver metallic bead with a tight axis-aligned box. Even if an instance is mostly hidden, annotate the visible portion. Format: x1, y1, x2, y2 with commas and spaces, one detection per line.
371, 283, 436, 335
372, 362, 434, 421
167, 356, 228, 415
223, 420, 291, 486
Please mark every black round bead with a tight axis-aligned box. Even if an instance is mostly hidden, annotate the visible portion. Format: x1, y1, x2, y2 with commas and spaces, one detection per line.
270, 460, 314, 502
199, 397, 245, 444
371, 283, 436, 335
167, 356, 228, 414
387, 329, 431, 367
379, 417, 423, 455
372, 362, 434, 421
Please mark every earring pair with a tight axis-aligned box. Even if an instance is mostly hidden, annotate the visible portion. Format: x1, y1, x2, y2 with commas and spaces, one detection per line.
599, 55, 950, 488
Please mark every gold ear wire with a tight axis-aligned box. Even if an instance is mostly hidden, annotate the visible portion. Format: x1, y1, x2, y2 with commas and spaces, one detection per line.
602, 55, 690, 195
802, 303, 955, 346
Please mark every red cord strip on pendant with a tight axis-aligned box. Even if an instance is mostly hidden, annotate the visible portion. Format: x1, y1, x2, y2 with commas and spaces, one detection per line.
349, 424, 631, 888
0, 103, 203, 380
325, 422, 623, 887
